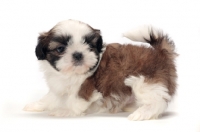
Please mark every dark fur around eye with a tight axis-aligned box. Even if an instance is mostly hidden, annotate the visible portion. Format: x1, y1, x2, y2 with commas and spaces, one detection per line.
84, 35, 93, 44
46, 53, 60, 70
84, 33, 103, 53
52, 35, 71, 45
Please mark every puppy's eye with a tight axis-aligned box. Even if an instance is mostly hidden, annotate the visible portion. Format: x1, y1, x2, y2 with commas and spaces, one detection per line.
56, 46, 65, 53
89, 44, 95, 48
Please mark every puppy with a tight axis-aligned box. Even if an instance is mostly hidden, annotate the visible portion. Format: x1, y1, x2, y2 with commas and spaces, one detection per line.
24, 20, 177, 120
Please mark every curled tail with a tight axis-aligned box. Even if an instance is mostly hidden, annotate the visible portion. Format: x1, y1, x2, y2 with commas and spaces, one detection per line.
123, 25, 175, 53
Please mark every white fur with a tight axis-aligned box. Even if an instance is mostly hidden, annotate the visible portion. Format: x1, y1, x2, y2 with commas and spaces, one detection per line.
124, 75, 171, 121
123, 25, 159, 42
53, 20, 92, 38
24, 61, 103, 116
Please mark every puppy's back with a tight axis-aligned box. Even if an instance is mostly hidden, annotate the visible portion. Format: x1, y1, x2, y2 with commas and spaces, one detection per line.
79, 41, 177, 107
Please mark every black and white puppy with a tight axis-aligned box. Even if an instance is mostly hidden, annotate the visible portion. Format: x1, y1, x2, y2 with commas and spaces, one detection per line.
24, 20, 177, 120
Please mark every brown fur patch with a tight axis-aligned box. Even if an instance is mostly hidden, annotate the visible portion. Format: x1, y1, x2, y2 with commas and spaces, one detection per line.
79, 42, 177, 101
78, 76, 96, 101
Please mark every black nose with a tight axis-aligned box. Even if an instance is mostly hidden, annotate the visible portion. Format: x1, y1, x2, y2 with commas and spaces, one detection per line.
73, 52, 83, 61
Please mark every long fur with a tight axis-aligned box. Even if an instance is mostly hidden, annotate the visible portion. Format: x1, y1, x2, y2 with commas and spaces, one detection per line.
24, 20, 177, 121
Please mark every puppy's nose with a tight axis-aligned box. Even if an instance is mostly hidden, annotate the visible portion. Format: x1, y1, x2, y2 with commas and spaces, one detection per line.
73, 52, 83, 61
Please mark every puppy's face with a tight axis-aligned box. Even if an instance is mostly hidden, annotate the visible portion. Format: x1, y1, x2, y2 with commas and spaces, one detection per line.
35, 20, 103, 74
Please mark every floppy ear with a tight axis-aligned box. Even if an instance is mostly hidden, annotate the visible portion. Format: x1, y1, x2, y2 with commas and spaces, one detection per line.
35, 32, 48, 60
94, 29, 103, 53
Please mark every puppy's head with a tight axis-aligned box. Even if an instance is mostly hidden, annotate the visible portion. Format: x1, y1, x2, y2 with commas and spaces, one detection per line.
36, 20, 103, 74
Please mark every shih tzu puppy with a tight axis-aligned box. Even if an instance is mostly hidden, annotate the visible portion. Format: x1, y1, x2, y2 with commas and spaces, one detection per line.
24, 19, 177, 120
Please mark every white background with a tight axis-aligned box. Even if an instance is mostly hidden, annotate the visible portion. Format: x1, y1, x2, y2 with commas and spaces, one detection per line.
0, 0, 200, 132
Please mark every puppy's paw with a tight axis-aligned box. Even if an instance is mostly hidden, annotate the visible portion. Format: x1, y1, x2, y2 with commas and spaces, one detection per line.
128, 106, 157, 121
128, 111, 151, 121
49, 110, 69, 117
90, 90, 103, 102
49, 109, 86, 117
23, 101, 45, 112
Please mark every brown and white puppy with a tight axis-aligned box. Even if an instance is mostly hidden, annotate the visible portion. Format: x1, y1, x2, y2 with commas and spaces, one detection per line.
24, 20, 177, 120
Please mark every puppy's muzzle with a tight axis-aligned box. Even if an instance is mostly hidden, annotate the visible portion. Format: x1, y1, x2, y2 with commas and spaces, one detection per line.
72, 52, 83, 66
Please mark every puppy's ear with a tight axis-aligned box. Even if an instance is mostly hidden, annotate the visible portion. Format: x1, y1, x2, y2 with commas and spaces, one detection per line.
35, 32, 48, 60
94, 29, 103, 53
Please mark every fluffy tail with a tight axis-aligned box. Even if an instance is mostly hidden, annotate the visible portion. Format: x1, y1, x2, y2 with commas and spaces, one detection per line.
123, 25, 175, 53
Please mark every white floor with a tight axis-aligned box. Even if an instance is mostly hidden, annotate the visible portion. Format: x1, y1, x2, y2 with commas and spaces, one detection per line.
0, 0, 200, 132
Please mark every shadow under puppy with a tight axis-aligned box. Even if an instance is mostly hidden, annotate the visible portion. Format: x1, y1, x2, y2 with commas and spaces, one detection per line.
24, 20, 177, 121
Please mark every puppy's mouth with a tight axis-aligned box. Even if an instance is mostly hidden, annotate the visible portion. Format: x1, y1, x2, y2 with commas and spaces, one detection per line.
72, 62, 90, 74
59, 51, 99, 74
73, 61, 83, 66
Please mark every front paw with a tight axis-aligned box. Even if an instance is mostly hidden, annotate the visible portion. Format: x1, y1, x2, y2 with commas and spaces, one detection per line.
23, 101, 45, 112
49, 109, 85, 117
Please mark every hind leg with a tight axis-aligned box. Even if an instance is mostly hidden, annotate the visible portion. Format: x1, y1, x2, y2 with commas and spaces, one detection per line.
124, 75, 171, 121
